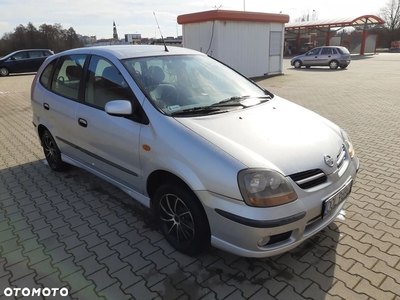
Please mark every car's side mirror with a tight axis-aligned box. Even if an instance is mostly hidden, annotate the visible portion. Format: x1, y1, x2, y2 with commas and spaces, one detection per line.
105, 100, 132, 116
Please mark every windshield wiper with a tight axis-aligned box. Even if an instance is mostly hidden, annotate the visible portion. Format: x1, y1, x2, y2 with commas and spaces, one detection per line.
211, 95, 272, 108
171, 106, 229, 116
211, 95, 250, 106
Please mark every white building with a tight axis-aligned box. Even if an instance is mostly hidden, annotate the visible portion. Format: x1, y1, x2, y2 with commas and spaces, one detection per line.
125, 34, 142, 43
178, 10, 289, 77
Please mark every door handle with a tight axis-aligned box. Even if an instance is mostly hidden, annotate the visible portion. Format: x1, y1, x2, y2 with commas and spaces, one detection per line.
315, 56, 317, 58
328, 55, 331, 58
78, 118, 88, 128
43, 103, 49, 110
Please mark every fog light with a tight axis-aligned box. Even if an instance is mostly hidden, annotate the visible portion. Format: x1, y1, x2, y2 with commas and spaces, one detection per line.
257, 236, 271, 247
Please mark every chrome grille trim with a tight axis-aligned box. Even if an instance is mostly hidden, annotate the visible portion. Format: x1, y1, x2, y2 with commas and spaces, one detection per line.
295, 172, 326, 185
289, 169, 327, 189
337, 144, 346, 169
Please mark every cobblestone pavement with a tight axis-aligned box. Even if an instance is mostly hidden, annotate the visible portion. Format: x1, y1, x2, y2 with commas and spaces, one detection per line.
1, 53, 400, 300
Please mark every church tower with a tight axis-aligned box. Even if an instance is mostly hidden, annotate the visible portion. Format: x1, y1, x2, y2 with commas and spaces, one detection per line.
113, 21, 119, 40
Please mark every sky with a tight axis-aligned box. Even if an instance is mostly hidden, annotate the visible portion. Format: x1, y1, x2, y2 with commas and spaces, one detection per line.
0, 0, 385, 40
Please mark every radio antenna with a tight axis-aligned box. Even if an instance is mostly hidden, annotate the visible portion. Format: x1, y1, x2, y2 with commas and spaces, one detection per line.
153, 12, 169, 52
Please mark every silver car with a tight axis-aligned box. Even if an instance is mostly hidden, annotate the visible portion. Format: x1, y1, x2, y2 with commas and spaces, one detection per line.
291, 46, 351, 69
31, 45, 359, 257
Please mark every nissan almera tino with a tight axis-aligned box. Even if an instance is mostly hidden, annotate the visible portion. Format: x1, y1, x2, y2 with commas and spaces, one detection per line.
31, 45, 359, 257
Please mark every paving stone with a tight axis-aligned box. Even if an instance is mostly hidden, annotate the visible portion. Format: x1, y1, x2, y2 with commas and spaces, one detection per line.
184, 260, 215, 284
87, 268, 117, 292
201, 274, 237, 300
248, 287, 275, 300
6, 260, 34, 282
226, 272, 263, 298
354, 279, 395, 300
97, 282, 132, 300
135, 263, 167, 288
124, 279, 160, 299
63, 269, 95, 295
159, 262, 191, 286
275, 285, 310, 300
99, 253, 128, 274
110, 265, 141, 290
76, 255, 105, 277
54, 256, 83, 279
253, 270, 287, 297
122, 251, 151, 272
66, 244, 93, 263
88, 242, 116, 261
150, 276, 185, 300
25, 247, 49, 266
275, 266, 314, 294
70, 284, 105, 300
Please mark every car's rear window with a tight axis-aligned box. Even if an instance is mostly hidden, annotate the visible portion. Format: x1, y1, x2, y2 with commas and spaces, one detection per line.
338, 48, 350, 55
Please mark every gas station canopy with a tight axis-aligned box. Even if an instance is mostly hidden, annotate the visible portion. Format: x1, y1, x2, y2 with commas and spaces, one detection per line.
286, 15, 385, 31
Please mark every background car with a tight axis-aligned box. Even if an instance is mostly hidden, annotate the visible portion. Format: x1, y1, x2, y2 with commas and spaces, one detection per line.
291, 46, 351, 69
0, 49, 53, 76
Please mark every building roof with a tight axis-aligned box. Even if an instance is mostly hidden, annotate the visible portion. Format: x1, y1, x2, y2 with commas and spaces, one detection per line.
285, 15, 385, 30
178, 10, 290, 25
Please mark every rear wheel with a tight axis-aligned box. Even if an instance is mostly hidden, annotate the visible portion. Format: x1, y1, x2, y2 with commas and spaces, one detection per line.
329, 60, 339, 69
41, 130, 68, 172
0, 67, 9, 76
294, 60, 302, 69
154, 183, 210, 256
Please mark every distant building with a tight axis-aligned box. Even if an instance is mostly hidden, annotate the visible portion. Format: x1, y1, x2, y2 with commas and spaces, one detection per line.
125, 34, 142, 43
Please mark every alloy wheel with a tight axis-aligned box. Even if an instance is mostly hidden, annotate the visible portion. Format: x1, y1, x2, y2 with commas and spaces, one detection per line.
159, 193, 195, 243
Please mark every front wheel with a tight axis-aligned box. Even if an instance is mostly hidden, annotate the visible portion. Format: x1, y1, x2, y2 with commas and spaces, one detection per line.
293, 60, 302, 69
0, 67, 9, 76
329, 60, 339, 69
41, 130, 68, 172
154, 183, 210, 256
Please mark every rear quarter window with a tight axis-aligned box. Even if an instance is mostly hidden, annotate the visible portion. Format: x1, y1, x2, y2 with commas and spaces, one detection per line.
338, 48, 350, 55
39, 59, 56, 89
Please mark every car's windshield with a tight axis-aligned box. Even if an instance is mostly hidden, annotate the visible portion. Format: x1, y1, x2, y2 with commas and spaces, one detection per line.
123, 54, 270, 116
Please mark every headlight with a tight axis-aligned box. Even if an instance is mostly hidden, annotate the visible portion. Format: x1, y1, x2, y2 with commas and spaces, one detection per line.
341, 130, 355, 158
238, 169, 298, 207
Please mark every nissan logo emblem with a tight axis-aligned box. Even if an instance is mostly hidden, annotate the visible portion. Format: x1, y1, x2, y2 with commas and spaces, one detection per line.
324, 155, 334, 167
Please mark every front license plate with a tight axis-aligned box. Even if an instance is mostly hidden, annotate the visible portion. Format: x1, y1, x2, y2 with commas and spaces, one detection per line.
322, 180, 352, 218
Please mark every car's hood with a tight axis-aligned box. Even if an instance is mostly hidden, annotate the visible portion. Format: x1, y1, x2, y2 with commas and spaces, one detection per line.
175, 96, 344, 176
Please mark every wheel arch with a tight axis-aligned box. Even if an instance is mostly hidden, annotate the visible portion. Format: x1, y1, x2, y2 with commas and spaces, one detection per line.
146, 170, 209, 219
37, 124, 49, 146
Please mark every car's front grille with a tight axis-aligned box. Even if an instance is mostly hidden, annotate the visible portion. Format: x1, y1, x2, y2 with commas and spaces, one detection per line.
337, 144, 346, 169
289, 169, 327, 189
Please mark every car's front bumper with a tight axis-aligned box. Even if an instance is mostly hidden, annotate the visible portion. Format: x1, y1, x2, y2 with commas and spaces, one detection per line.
197, 156, 359, 258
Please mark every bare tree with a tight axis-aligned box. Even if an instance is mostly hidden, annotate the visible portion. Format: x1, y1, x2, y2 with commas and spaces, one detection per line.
379, 0, 400, 31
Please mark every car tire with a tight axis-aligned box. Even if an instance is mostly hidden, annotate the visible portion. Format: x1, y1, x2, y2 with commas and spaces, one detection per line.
329, 60, 339, 69
154, 182, 211, 256
294, 60, 302, 69
0, 67, 9, 76
340, 65, 348, 69
41, 129, 69, 172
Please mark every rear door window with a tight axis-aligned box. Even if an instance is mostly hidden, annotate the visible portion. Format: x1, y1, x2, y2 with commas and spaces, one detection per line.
51, 55, 87, 101
321, 48, 332, 55
29, 51, 46, 58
